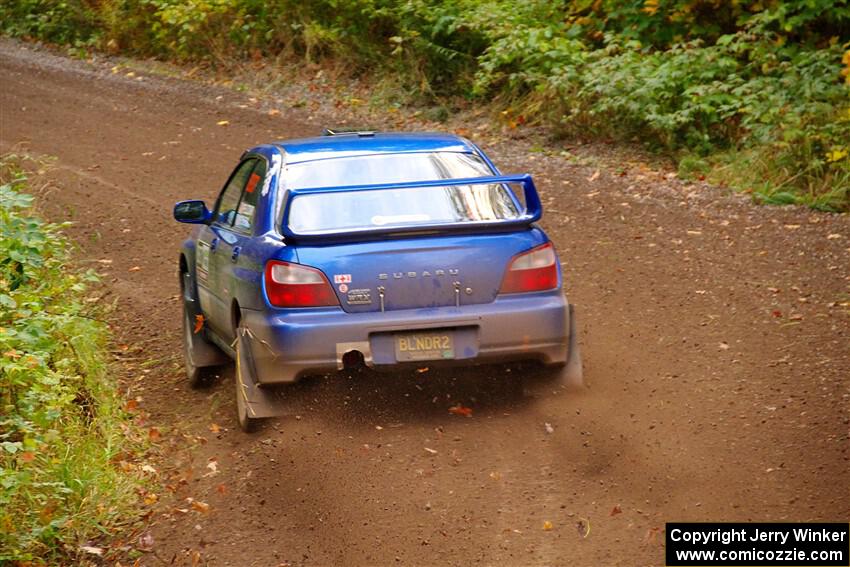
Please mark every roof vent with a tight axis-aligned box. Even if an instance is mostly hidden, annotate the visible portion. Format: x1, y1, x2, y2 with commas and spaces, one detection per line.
321, 128, 376, 137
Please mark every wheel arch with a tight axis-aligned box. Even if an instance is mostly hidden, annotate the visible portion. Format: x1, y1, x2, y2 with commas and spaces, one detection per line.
179, 238, 199, 300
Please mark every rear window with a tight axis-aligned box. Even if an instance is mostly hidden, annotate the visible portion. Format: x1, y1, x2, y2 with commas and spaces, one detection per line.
284, 152, 494, 189
282, 152, 522, 234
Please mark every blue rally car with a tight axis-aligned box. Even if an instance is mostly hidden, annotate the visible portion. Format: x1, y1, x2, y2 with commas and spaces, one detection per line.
174, 131, 582, 431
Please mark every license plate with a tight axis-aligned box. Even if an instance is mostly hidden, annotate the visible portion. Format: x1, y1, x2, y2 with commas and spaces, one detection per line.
394, 332, 455, 362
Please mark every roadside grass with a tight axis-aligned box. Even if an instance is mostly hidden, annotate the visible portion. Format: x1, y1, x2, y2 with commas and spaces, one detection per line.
0, 155, 146, 563
679, 146, 850, 212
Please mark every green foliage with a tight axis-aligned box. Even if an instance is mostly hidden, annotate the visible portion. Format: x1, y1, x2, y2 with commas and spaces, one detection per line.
465, 5, 849, 209
100, 0, 483, 92
561, 0, 850, 49
0, 0, 101, 45
538, 32, 849, 203
1, 0, 848, 209
0, 158, 143, 561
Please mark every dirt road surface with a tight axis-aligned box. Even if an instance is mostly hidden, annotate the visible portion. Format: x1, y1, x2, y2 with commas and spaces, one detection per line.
1, 40, 848, 566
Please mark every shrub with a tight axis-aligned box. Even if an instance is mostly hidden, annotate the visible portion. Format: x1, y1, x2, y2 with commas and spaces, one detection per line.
471, 15, 850, 209
0, 158, 143, 561
0, 0, 101, 45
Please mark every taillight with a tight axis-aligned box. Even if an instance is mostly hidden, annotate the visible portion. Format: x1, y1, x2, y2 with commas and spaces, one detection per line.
264, 260, 339, 308
499, 242, 559, 294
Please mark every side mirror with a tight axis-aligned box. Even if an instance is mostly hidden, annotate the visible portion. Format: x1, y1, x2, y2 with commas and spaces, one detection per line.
174, 200, 212, 224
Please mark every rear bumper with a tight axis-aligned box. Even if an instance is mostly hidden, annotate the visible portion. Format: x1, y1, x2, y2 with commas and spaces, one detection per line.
241, 292, 571, 384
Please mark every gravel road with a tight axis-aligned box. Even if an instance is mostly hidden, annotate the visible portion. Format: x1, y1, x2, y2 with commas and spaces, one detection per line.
1, 39, 848, 567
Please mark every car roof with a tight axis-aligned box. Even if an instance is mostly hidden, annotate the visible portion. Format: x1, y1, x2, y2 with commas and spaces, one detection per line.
273, 132, 477, 164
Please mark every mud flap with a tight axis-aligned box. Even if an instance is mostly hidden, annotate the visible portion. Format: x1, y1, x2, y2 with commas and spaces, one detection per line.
183, 271, 227, 367
524, 304, 584, 393
561, 304, 584, 387
235, 327, 293, 419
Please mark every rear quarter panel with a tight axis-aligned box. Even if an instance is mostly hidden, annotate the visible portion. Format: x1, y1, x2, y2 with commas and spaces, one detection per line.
234, 234, 290, 311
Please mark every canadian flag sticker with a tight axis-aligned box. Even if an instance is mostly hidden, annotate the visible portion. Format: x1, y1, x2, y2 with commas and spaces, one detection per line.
333, 274, 352, 284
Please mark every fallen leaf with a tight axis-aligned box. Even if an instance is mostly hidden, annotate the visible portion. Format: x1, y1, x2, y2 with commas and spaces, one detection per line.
424, 447, 438, 455
772, 310, 783, 318
268, 109, 281, 116
141, 464, 157, 475
138, 532, 154, 550
826, 233, 841, 240
577, 517, 591, 538
489, 471, 502, 480
416, 367, 429, 373
143, 492, 158, 505
544, 422, 554, 434
148, 427, 161, 441
448, 405, 473, 417
208, 422, 220, 433
124, 399, 138, 411
587, 170, 600, 182
79, 545, 104, 556
216, 483, 228, 495
20, 451, 35, 463
38, 502, 55, 524
543, 520, 554, 531
191, 500, 210, 514
128, 266, 141, 272
610, 504, 622, 516
216, 120, 230, 126
645, 526, 662, 545
194, 314, 204, 334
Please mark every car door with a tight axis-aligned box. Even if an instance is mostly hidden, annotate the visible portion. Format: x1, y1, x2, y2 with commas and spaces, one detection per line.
198, 158, 258, 336
210, 157, 269, 339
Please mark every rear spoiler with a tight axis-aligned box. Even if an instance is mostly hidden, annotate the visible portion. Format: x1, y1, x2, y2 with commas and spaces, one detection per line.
279, 174, 543, 241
